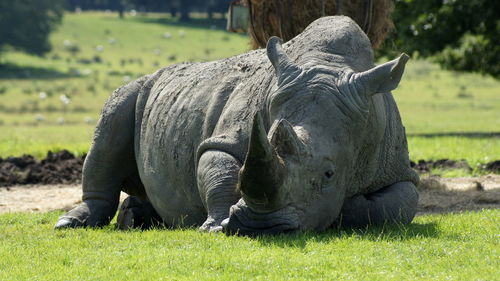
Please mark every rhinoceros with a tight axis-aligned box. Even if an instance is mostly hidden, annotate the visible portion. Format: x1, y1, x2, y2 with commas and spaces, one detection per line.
55, 16, 419, 235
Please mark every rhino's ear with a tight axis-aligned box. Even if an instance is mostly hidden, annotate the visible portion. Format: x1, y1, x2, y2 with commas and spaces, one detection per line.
354, 53, 409, 95
266, 36, 302, 87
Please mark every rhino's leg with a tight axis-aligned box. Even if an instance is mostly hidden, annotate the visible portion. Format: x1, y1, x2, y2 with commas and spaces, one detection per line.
115, 169, 163, 230
116, 196, 163, 230
55, 77, 148, 229
197, 150, 241, 232
336, 181, 419, 228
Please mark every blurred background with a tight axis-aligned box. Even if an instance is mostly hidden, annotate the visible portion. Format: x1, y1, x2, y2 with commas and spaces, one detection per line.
0, 0, 498, 178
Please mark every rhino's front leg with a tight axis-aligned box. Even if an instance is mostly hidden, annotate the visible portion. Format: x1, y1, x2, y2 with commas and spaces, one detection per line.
197, 150, 241, 232
336, 181, 419, 228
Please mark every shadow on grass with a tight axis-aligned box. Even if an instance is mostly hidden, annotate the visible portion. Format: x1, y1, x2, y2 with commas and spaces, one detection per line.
255, 222, 440, 248
408, 132, 500, 138
0, 63, 74, 80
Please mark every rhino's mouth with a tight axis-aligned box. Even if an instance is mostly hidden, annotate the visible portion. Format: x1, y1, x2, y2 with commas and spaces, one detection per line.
221, 199, 300, 236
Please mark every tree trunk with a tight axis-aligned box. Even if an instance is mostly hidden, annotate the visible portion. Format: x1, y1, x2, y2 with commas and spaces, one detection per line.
118, 6, 124, 19
179, 2, 190, 22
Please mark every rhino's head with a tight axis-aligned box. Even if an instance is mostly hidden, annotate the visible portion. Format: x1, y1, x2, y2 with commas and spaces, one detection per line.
222, 37, 409, 235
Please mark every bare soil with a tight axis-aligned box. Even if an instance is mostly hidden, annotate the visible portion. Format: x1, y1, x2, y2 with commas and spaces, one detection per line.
1, 175, 499, 215
2, 151, 500, 187
417, 174, 500, 214
0, 150, 84, 187
0, 185, 127, 213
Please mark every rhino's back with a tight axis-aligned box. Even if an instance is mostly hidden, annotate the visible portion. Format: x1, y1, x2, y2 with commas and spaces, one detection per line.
135, 51, 274, 226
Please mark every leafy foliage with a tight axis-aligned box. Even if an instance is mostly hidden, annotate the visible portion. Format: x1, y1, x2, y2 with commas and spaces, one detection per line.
382, 0, 500, 78
0, 0, 65, 56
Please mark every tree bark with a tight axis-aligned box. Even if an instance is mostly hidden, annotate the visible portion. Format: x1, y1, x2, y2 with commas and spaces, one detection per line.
179, 1, 190, 22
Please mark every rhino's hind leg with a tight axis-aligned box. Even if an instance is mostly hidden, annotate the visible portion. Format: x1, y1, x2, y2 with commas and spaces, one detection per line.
116, 196, 163, 230
197, 150, 241, 232
55, 77, 149, 229
336, 181, 419, 228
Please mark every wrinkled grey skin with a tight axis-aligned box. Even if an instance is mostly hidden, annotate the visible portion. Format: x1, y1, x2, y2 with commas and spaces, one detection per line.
55, 16, 419, 235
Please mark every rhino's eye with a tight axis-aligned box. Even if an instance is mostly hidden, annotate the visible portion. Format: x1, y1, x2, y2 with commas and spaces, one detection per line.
324, 170, 334, 179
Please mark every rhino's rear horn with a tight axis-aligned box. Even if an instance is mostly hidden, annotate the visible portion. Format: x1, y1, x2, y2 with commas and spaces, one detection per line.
266, 37, 302, 87
239, 112, 283, 207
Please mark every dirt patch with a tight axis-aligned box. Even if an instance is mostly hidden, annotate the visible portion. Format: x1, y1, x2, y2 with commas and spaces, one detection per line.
0, 150, 85, 187
0, 175, 498, 215
411, 159, 500, 174
0, 185, 127, 213
417, 174, 500, 214
483, 160, 500, 173
0, 152, 499, 215
410, 159, 472, 173
0, 184, 82, 213
1, 152, 498, 187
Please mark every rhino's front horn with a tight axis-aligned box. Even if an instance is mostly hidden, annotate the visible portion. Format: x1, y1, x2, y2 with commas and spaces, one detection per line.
239, 112, 284, 209
266, 36, 302, 87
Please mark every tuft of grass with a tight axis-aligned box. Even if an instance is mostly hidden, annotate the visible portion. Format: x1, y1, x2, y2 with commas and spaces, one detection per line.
0, 210, 498, 280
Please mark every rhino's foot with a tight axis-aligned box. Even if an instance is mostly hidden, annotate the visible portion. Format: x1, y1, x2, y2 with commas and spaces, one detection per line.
199, 217, 225, 233
116, 196, 164, 230
335, 181, 419, 228
55, 199, 116, 229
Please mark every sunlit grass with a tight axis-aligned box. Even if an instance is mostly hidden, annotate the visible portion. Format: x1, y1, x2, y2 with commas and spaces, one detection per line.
0, 210, 498, 280
0, 125, 92, 158
409, 137, 500, 166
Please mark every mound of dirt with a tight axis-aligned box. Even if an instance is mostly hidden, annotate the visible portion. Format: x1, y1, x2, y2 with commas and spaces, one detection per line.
0, 151, 499, 189
0, 150, 85, 187
483, 160, 500, 173
411, 159, 472, 173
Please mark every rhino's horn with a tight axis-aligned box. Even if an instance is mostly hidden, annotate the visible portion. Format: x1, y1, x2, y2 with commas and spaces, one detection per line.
270, 119, 305, 158
239, 112, 284, 207
266, 37, 302, 87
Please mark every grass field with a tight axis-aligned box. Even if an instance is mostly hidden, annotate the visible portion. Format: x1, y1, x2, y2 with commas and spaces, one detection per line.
0, 12, 499, 280
0, 12, 499, 175
0, 12, 249, 158
0, 210, 498, 280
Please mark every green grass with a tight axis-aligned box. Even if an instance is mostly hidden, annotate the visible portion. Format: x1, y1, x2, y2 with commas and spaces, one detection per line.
408, 136, 500, 176
395, 60, 500, 134
0, 12, 499, 172
0, 12, 249, 157
0, 125, 92, 158
0, 210, 498, 280
394, 60, 500, 174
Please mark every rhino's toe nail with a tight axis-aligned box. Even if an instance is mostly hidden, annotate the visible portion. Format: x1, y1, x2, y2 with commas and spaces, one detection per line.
54, 216, 84, 229
220, 218, 229, 229
221, 218, 236, 235
198, 225, 209, 232
208, 226, 223, 233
